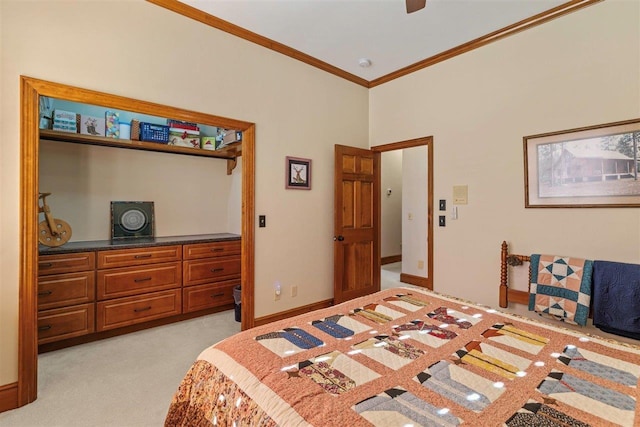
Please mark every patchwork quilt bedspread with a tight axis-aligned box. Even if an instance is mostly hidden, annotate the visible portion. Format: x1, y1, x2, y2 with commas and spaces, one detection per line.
165, 287, 640, 426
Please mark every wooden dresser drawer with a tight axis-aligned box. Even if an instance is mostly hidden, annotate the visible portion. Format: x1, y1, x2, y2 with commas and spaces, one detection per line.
38, 252, 95, 276
183, 240, 241, 260
183, 279, 239, 313
38, 304, 95, 344
38, 271, 95, 310
96, 262, 181, 300
96, 289, 182, 331
97, 245, 181, 269
183, 256, 241, 286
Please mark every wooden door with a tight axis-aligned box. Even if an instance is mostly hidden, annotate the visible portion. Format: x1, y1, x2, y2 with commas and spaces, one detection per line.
334, 145, 380, 304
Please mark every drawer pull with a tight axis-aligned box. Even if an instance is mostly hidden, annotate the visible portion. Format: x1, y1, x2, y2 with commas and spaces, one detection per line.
40, 262, 53, 268
38, 290, 53, 297
134, 306, 152, 313
211, 248, 224, 252
211, 293, 225, 298
134, 277, 152, 283
38, 324, 52, 331
211, 268, 224, 273
134, 254, 153, 259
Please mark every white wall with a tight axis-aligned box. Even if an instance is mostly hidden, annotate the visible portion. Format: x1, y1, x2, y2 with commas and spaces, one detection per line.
0, 0, 368, 386
370, 0, 640, 305
39, 141, 236, 240
381, 150, 402, 258
401, 146, 428, 277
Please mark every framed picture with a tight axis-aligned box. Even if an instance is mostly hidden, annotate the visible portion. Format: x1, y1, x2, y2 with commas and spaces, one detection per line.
80, 115, 105, 136
524, 118, 640, 207
111, 201, 155, 239
286, 156, 312, 190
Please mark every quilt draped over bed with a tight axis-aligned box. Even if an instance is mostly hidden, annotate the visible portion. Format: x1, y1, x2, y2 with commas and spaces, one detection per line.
166, 287, 640, 426
528, 254, 593, 326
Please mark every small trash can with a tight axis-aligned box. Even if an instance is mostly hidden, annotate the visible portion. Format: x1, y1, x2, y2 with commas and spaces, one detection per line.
233, 285, 241, 322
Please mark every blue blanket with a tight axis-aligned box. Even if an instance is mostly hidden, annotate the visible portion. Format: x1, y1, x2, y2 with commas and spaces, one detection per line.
592, 260, 640, 339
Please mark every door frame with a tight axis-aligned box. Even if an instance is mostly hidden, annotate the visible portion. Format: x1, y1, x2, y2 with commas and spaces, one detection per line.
16, 76, 256, 407
371, 136, 433, 289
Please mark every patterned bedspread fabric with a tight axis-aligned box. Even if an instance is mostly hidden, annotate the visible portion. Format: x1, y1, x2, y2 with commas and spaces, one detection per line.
593, 260, 640, 339
165, 287, 640, 427
528, 254, 594, 326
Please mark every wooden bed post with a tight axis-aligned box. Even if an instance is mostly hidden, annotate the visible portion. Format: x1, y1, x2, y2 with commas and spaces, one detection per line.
499, 241, 531, 307
499, 241, 508, 308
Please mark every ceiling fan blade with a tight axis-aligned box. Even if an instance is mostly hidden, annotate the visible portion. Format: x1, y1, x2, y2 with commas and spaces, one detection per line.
406, 0, 426, 14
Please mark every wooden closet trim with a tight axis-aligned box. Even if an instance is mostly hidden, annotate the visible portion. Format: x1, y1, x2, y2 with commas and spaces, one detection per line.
17, 76, 256, 408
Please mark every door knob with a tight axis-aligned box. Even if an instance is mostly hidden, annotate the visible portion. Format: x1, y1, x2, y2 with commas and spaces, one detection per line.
333, 235, 345, 241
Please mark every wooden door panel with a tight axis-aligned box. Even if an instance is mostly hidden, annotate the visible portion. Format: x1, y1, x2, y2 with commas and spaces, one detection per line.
342, 241, 373, 291
341, 154, 356, 173
334, 145, 380, 304
360, 157, 374, 174
359, 181, 373, 228
342, 181, 355, 229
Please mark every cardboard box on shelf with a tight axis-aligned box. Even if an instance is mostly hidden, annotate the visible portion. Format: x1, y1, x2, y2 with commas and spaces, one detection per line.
201, 136, 217, 151
139, 122, 169, 143
222, 130, 242, 145
168, 130, 200, 149
105, 111, 120, 138
53, 110, 76, 123
52, 123, 77, 133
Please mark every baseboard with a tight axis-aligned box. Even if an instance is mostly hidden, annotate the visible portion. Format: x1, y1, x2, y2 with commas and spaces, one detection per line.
400, 273, 429, 288
381, 254, 401, 265
254, 299, 333, 326
0, 382, 18, 413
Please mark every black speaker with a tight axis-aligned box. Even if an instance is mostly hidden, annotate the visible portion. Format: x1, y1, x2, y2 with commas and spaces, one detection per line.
110, 201, 154, 240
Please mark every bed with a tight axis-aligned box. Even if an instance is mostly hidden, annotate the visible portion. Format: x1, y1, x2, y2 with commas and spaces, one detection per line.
165, 282, 640, 426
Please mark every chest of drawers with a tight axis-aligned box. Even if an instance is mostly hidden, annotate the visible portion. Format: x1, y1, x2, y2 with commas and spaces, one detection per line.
96, 246, 183, 331
182, 240, 241, 313
37, 235, 240, 349
37, 252, 96, 344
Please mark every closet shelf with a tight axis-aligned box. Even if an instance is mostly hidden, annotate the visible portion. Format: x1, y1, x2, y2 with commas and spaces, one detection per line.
39, 129, 241, 160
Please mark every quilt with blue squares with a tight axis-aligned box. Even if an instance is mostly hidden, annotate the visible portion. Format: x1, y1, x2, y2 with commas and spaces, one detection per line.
528, 254, 593, 326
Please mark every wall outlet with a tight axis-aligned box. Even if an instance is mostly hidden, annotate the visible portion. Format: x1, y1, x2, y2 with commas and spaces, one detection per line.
274, 281, 281, 301
291, 285, 298, 297
417, 260, 424, 269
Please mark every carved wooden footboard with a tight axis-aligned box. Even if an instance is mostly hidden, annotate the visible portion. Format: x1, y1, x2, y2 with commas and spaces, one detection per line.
499, 241, 531, 308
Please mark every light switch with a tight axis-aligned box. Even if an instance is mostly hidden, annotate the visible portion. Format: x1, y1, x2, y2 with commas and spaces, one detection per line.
259, 215, 266, 227
439, 199, 446, 211
439, 216, 446, 227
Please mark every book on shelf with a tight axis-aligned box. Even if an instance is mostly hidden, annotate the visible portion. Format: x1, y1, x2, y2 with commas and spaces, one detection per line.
166, 119, 199, 131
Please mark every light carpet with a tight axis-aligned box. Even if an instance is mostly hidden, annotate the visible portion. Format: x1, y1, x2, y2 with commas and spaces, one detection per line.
0, 310, 240, 427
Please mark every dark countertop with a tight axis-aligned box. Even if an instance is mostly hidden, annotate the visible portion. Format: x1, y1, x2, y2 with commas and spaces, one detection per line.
38, 233, 241, 255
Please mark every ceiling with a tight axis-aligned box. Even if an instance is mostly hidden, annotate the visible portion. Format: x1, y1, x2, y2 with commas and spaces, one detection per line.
158, 0, 597, 87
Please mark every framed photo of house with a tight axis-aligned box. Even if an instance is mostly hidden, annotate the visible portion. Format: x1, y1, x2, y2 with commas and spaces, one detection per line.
285, 156, 311, 190
524, 118, 640, 207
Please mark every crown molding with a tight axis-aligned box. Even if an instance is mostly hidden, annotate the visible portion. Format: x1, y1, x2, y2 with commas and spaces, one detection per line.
146, 0, 601, 87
